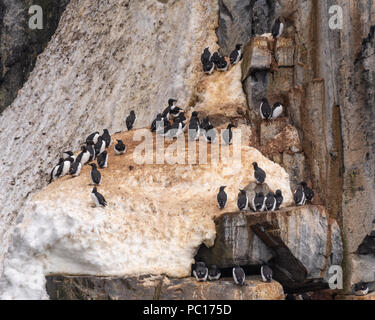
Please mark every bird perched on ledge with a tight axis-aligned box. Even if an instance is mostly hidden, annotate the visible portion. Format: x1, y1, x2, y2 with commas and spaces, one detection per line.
253, 162, 266, 184
193, 262, 208, 282
91, 187, 107, 207
233, 266, 245, 285
217, 186, 227, 209
272, 17, 284, 39
230, 44, 242, 65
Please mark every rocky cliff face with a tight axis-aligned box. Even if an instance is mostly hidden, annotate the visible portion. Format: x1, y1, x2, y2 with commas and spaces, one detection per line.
0, 0, 70, 113
0, 0, 373, 299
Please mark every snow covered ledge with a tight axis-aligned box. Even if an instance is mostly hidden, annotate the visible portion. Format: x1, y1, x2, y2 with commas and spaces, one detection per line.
0, 131, 293, 299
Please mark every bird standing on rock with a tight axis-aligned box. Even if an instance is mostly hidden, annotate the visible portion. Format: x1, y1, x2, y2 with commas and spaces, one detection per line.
230, 44, 242, 65
91, 187, 107, 207
162, 99, 177, 120
222, 123, 235, 145
97, 150, 108, 168
49, 158, 64, 183
114, 139, 126, 155
57, 156, 74, 178
151, 113, 162, 132
353, 282, 369, 296
233, 266, 245, 285
126, 110, 136, 130
252, 192, 266, 212
300, 181, 314, 203
253, 162, 266, 184
203, 60, 215, 74
201, 117, 216, 143
217, 186, 227, 209
271, 102, 284, 119
237, 189, 248, 211
89, 163, 101, 185
86, 141, 96, 161
95, 136, 106, 156
201, 47, 211, 65
217, 56, 228, 71
208, 265, 221, 281
272, 17, 284, 39
193, 262, 208, 282
79, 145, 91, 165
260, 264, 273, 282
275, 189, 283, 210
69, 155, 82, 177
294, 184, 306, 206
188, 111, 201, 141
102, 129, 111, 148
210, 52, 220, 68
265, 192, 277, 211
260, 98, 272, 120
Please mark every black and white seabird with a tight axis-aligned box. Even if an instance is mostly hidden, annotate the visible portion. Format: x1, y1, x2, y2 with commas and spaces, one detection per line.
300, 181, 314, 203
237, 189, 248, 211
210, 52, 220, 68
233, 266, 245, 285
208, 265, 221, 281
49, 158, 64, 183
229, 44, 242, 65
201, 117, 216, 143
353, 282, 369, 296
216, 56, 228, 71
114, 139, 126, 155
89, 163, 101, 185
86, 131, 100, 145
174, 112, 187, 128
260, 98, 272, 120
265, 192, 277, 211
253, 162, 266, 184
217, 186, 227, 209
102, 129, 111, 148
86, 141, 96, 162
252, 192, 266, 212
78, 145, 91, 165
126, 110, 136, 130
294, 185, 306, 206
193, 262, 208, 282
56, 156, 74, 178
97, 150, 108, 168
161, 99, 177, 120
201, 47, 211, 65
222, 123, 235, 145
260, 264, 273, 282
272, 17, 284, 39
91, 187, 107, 207
275, 189, 283, 210
63, 151, 74, 160
203, 60, 215, 74
188, 111, 201, 141
271, 102, 284, 119
151, 113, 162, 132
95, 136, 106, 156
69, 156, 82, 177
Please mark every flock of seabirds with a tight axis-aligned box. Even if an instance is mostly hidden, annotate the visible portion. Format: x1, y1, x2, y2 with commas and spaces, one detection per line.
47, 17, 321, 289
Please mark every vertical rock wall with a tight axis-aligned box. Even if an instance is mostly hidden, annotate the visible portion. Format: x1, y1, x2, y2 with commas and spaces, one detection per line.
0, 0, 70, 113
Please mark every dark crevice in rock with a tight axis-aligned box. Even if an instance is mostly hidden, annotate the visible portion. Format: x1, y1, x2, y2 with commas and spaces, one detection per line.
0, 0, 70, 114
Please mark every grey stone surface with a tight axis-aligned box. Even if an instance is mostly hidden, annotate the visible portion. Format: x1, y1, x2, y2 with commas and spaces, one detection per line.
0, 0, 70, 114
196, 205, 343, 291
